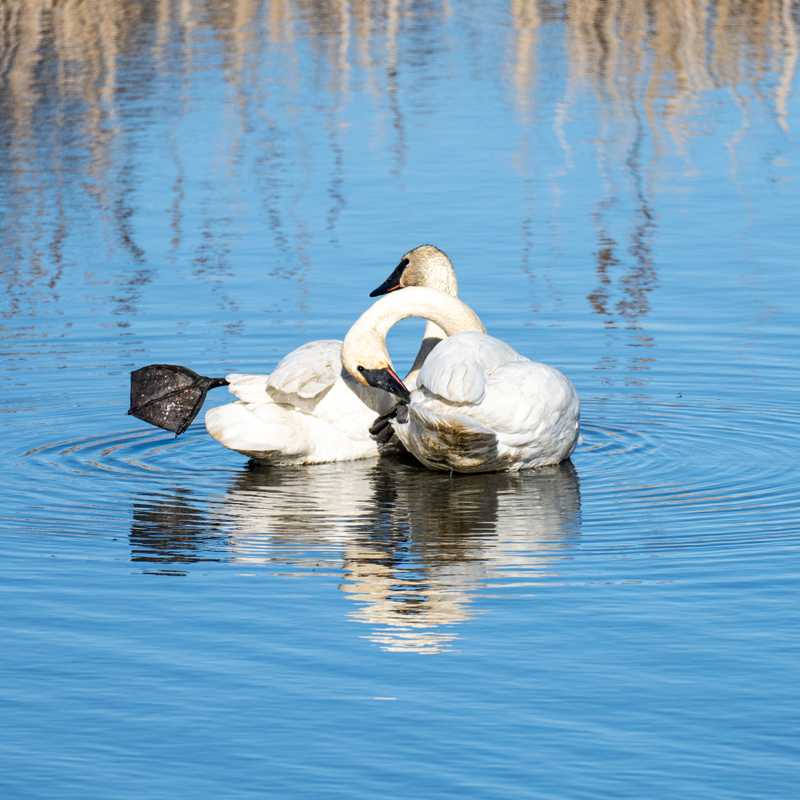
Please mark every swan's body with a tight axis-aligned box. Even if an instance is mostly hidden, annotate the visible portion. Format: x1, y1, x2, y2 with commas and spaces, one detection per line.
342, 287, 580, 474
393, 331, 579, 472
205, 245, 458, 465
205, 340, 394, 464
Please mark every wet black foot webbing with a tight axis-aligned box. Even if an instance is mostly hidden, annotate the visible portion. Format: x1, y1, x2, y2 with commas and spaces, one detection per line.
128, 364, 228, 436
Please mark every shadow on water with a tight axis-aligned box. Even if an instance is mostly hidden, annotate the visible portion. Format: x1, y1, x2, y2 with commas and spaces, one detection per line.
129, 457, 581, 653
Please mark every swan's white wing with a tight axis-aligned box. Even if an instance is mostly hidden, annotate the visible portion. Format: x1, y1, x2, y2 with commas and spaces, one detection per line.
417, 332, 522, 405
266, 339, 343, 409
223, 340, 342, 410
401, 335, 580, 472
473, 360, 580, 465
480, 360, 579, 438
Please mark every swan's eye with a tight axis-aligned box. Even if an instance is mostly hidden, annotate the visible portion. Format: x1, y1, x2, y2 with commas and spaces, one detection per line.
357, 365, 365, 373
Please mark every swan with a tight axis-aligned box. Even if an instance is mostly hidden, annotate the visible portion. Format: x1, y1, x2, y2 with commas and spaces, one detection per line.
203, 245, 459, 465
341, 286, 580, 473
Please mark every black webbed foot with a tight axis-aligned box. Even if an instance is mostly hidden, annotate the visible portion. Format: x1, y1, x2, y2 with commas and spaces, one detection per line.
128, 364, 228, 436
369, 402, 408, 442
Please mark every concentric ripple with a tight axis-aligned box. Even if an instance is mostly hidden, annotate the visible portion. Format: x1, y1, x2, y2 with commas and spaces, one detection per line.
8, 390, 799, 558
23, 426, 233, 480
576, 394, 800, 554
4, 370, 800, 654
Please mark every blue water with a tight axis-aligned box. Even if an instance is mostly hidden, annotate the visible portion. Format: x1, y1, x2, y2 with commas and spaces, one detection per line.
1, 2, 799, 797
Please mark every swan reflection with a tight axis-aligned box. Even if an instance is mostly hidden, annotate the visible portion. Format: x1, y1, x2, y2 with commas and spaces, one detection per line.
130, 457, 580, 650
222, 457, 580, 653
130, 458, 580, 651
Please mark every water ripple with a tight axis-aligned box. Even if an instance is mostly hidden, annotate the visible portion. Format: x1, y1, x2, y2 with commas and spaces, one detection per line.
9, 392, 799, 571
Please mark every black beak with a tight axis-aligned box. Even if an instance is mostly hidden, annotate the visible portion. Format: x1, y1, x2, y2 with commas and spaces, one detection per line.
358, 365, 410, 401
369, 258, 409, 297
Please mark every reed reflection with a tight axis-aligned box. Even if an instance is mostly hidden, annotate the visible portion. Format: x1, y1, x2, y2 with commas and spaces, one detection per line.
509, 0, 797, 383
1, 0, 796, 322
128, 457, 581, 652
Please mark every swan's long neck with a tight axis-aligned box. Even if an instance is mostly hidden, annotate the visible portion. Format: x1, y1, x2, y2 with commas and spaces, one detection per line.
342, 287, 486, 389
405, 252, 458, 383
368, 287, 484, 340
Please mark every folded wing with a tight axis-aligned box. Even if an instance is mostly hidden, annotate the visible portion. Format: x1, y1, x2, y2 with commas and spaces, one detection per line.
417, 332, 522, 405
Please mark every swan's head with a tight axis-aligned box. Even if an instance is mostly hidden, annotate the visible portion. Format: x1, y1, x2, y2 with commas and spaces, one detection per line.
341, 326, 410, 401
370, 244, 458, 298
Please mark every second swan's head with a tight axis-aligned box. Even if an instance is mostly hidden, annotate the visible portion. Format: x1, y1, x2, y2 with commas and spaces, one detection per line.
370, 244, 458, 298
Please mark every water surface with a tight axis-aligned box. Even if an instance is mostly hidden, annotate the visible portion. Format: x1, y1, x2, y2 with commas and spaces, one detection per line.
1, 2, 799, 798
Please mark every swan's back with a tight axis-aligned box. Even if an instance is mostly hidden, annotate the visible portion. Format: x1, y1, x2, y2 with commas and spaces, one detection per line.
206, 339, 385, 464
417, 332, 523, 405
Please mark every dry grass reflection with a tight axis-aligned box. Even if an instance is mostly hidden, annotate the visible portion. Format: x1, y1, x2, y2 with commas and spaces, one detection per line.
0, 0, 796, 321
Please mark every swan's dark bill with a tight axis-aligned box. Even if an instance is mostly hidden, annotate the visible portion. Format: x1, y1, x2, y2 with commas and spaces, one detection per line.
369, 257, 409, 297
358, 365, 410, 401
128, 364, 228, 435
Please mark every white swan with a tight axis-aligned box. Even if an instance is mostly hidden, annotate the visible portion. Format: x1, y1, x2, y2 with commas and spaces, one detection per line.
204, 245, 458, 465
342, 287, 580, 473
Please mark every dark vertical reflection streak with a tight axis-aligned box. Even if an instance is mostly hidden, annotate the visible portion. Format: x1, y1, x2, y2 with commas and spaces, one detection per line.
324, 99, 347, 241
511, 1, 540, 311
385, 0, 407, 177
324, 0, 349, 240
168, 133, 185, 255
621, 79, 657, 384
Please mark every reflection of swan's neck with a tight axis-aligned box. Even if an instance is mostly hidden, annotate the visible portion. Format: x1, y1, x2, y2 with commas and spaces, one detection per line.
342, 287, 486, 384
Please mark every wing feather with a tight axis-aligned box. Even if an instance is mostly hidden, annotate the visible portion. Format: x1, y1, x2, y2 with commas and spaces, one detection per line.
225, 373, 270, 403
417, 332, 521, 405
266, 340, 343, 408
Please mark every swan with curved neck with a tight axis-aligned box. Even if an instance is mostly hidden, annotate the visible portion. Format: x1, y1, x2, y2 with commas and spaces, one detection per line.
342, 287, 484, 401
342, 287, 580, 473
203, 246, 462, 465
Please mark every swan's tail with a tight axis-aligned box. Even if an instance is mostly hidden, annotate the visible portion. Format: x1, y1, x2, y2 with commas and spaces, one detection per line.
225, 373, 270, 404
205, 401, 310, 461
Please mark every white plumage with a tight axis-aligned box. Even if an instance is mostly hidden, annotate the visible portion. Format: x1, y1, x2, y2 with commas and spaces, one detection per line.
205, 339, 393, 465
397, 332, 579, 472
204, 244, 459, 465
341, 288, 580, 474
204, 243, 579, 472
